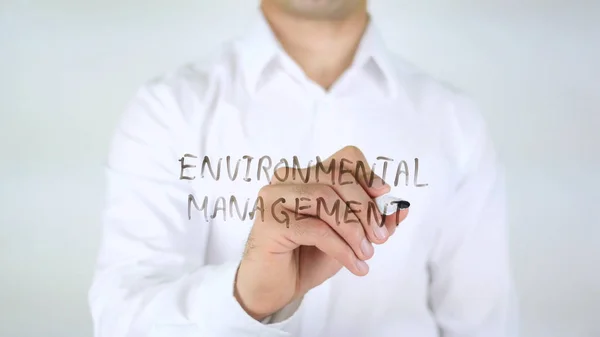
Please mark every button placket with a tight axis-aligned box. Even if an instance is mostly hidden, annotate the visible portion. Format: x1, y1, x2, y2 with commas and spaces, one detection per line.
312, 97, 337, 155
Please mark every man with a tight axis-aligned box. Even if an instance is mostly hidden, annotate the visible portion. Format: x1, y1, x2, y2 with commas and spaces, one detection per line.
89, 0, 517, 336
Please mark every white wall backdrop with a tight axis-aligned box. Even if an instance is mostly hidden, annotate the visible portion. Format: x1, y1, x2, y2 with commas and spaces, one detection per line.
1, 1, 599, 336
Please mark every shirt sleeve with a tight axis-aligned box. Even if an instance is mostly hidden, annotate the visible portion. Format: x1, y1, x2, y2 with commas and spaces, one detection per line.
427, 96, 519, 337
88, 78, 302, 337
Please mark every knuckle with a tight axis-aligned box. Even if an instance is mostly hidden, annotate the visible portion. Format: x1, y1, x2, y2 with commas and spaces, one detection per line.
273, 167, 289, 183
342, 249, 356, 263
339, 169, 355, 181
293, 184, 313, 197
314, 223, 331, 239
317, 184, 337, 199
344, 145, 363, 159
343, 145, 361, 155
359, 202, 372, 216
257, 184, 273, 198
348, 225, 365, 243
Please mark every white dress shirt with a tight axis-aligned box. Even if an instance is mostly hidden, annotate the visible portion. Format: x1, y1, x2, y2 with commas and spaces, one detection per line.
89, 10, 518, 337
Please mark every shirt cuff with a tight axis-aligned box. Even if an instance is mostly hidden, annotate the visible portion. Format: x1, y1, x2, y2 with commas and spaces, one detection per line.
189, 261, 302, 337
261, 295, 304, 325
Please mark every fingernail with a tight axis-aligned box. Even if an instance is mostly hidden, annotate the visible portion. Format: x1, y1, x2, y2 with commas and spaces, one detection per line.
360, 238, 374, 258
355, 260, 369, 274
373, 222, 389, 240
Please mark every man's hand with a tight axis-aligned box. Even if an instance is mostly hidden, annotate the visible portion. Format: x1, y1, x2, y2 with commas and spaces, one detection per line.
234, 146, 410, 320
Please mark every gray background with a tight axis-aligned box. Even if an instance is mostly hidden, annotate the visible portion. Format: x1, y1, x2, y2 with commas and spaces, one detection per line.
1, 1, 599, 336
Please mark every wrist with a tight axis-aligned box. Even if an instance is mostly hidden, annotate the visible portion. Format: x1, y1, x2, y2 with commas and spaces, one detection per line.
233, 264, 276, 321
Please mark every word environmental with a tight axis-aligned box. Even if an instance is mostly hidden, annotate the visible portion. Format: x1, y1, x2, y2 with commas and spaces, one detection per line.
178, 154, 429, 188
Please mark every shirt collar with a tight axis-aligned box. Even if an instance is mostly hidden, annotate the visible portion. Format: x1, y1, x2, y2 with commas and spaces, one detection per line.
235, 10, 397, 98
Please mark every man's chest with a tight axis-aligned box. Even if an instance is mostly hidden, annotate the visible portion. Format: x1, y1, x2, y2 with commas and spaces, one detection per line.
181, 94, 453, 331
